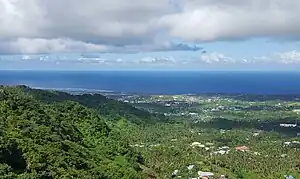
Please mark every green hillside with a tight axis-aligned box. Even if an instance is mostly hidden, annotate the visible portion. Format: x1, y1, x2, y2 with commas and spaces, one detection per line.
0, 86, 147, 178
19, 85, 164, 125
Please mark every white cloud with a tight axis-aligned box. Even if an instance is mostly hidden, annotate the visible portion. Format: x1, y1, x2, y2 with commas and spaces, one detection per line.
198, 51, 300, 65
0, 38, 109, 53
159, 0, 300, 41
200, 52, 235, 63
138, 56, 176, 64
0, 0, 45, 39
21, 55, 31, 60
274, 50, 300, 64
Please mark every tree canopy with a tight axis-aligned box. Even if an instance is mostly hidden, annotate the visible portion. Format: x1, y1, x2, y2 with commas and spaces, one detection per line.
0, 86, 145, 178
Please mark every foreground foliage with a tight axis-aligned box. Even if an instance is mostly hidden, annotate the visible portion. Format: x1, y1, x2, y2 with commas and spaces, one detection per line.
0, 86, 143, 178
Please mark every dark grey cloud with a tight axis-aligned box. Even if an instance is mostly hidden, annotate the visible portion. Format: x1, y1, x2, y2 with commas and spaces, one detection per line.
168, 43, 202, 51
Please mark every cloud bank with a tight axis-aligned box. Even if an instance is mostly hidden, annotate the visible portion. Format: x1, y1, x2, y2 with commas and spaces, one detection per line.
2, 50, 300, 67
1, 0, 300, 53
159, 0, 300, 41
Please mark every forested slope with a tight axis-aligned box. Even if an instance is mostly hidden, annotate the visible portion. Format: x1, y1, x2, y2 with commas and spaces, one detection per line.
20, 85, 164, 125
0, 86, 148, 178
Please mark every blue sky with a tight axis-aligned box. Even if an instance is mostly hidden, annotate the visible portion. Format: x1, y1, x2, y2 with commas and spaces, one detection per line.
1, 0, 300, 70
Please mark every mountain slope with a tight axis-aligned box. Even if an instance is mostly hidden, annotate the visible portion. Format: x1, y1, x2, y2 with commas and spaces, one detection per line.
19, 85, 164, 125
0, 86, 144, 178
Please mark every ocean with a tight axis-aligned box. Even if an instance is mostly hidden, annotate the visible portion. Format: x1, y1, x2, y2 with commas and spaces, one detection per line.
1, 70, 300, 94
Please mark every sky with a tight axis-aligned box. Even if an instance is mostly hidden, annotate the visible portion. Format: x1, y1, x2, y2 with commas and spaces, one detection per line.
1, 0, 300, 70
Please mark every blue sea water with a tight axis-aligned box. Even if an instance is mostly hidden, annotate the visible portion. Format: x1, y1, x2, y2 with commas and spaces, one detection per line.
1, 70, 300, 94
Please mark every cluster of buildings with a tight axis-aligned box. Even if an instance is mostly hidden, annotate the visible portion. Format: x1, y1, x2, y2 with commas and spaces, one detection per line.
172, 169, 226, 179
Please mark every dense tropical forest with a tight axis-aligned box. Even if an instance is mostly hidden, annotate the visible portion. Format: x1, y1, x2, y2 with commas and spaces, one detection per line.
0, 85, 151, 178
0, 86, 300, 178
